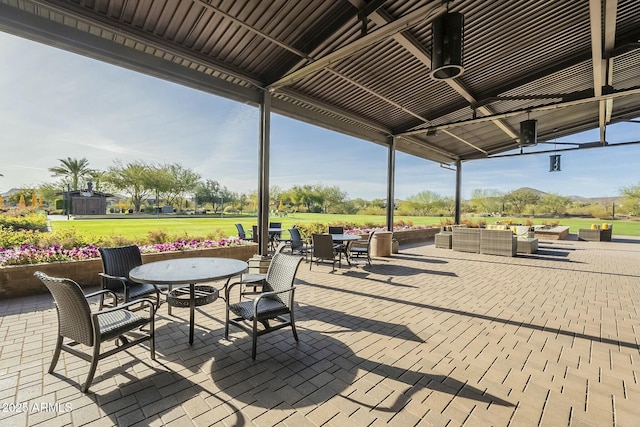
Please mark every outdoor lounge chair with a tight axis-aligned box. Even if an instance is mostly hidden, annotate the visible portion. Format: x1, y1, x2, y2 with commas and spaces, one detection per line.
349, 230, 375, 266
34, 271, 155, 393
310, 234, 340, 272
225, 252, 303, 360
98, 245, 162, 310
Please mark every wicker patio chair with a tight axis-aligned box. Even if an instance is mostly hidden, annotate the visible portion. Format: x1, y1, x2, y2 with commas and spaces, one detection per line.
231, 242, 287, 301
98, 245, 162, 310
310, 234, 340, 272
34, 271, 155, 393
225, 252, 303, 360
349, 230, 376, 266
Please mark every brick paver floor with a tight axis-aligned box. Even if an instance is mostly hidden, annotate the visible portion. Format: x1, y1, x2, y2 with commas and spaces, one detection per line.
1, 236, 639, 426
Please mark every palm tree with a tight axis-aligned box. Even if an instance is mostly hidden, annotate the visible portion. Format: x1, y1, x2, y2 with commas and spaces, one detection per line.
48, 157, 93, 191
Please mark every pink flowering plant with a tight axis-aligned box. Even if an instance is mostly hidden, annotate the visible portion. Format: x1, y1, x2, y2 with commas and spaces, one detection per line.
0, 227, 244, 266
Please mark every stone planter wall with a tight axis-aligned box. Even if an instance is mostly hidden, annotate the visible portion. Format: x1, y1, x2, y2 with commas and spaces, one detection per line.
0, 244, 258, 299
392, 228, 440, 244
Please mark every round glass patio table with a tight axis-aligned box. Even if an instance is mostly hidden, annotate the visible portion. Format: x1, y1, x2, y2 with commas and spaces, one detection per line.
129, 257, 247, 345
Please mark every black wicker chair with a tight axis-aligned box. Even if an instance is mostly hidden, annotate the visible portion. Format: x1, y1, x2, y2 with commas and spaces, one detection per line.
98, 245, 162, 310
230, 242, 287, 302
225, 252, 303, 360
34, 271, 155, 393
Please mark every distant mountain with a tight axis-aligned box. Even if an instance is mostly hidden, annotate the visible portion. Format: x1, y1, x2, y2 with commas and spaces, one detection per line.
514, 187, 621, 204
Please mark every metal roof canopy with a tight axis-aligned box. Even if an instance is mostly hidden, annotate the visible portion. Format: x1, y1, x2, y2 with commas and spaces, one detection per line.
1, 0, 639, 249
1, 0, 638, 164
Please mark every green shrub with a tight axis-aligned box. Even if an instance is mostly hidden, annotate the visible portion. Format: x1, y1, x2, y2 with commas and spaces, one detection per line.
0, 209, 47, 231
0, 226, 43, 247
147, 230, 170, 244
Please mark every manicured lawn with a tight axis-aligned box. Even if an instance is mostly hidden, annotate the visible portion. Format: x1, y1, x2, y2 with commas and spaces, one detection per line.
49, 213, 639, 239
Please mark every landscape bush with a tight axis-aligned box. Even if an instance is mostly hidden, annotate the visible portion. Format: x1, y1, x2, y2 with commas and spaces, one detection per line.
0, 225, 245, 266
0, 209, 47, 231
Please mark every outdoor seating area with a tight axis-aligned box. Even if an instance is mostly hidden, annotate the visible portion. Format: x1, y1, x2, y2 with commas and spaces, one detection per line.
578, 224, 613, 241
438, 226, 540, 256
1, 237, 638, 426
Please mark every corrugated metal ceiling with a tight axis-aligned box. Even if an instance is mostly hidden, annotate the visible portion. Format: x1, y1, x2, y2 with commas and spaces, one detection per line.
0, 0, 638, 166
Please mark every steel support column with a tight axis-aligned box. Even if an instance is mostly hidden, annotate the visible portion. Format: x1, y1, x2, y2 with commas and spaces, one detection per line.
257, 92, 271, 255
386, 136, 396, 232
455, 159, 462, 225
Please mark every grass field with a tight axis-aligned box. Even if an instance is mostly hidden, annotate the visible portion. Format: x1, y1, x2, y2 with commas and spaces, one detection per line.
49, 213, 640, 239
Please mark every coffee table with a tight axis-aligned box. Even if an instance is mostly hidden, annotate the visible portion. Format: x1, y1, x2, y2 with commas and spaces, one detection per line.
129, 257, 247, 344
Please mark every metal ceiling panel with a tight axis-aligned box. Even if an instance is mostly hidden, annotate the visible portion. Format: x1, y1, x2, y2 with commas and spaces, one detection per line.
0, 0, 638, 164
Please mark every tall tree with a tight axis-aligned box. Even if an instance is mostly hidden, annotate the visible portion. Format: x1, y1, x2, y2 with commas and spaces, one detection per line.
619, 181, 640, 216
504, 189, 540, 215
105, 161, 153, 212
48, 157, 93, 190
165, 163, 201, 210
194, 179, 229, 213
469, 189, 504, 215
539, 193, 571, 216
405, 190, 444, 216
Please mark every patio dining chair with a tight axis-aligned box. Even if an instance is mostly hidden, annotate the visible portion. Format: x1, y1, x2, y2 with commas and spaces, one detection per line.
225, 252, 303, 360
98, 245, 162, 310
230, 242, 287, 301
328, 226, 349, 258
34, 271, 155, 393
289, 228, 313, 261
235, 223, 253, 241
310, 234, 340, 272
268, 222, 283, 250
349, 230, 376, 266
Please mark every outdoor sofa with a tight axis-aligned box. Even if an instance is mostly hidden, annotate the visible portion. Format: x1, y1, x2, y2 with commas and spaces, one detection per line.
578, 225, 612, 241
451, 228, 517, 257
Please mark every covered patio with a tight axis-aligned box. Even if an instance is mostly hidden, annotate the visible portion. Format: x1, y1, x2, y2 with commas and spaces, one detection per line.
1, 237, 638, 426
1, 0, 639, 254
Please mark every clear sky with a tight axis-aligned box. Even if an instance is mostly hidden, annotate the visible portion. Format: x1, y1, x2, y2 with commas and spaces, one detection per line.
1, 31, 638, 200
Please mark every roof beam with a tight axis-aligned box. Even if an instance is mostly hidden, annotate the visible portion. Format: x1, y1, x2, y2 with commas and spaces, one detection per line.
603, 0, 618, 127
590, 0, 618, 144
355, 1, 518, 143
275, 88, 458, 161
194, 0, 311, 60
347, 1, 497, 155
266, 1, 448, 91
400, 86, 640, 135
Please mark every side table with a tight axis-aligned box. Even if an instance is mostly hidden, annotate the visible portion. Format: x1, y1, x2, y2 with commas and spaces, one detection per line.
435, 232, 453, 249
517, 238, 538, 254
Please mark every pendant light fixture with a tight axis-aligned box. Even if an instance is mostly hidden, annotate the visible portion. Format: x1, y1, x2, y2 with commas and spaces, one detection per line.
430, 7, 465, 80
519, 116, 537, 147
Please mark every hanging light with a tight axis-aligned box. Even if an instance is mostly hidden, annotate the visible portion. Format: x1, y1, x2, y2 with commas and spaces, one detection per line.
519, 119, 537, 147
429, 11, 465, 80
